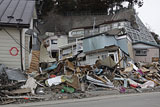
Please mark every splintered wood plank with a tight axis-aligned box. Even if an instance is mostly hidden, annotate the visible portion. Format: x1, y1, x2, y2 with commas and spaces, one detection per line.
28, 50, 40, 73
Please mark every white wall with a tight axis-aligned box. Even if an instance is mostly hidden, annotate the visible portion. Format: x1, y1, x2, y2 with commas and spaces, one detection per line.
69, 29, 84, 37
0, 28, 21, 68
44, 35, 68, 51
22, 18, 34, 70
22, 28, 27, 70
85, 51, 109, 65
57, 36, 68, 47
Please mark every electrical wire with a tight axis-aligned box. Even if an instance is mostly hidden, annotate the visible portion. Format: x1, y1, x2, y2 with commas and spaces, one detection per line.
3, 28, 40, 59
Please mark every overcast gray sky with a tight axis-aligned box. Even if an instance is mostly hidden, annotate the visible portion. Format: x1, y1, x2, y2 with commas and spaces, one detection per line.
136, 0, 160, 35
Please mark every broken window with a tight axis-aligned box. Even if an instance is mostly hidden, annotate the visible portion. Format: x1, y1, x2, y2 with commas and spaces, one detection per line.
29, 36, 32, 53
108, 52, 118, 63
51, 51, 58, 58
51, 39, 57, 44
109, 54, 115, 61
135, 49, 147, 56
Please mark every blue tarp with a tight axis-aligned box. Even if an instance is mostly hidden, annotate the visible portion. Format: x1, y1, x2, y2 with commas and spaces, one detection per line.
43, 63, 57, 71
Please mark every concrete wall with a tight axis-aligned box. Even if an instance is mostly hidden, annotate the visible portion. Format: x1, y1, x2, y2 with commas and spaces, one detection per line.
0, 28, 21, 68
38, 13, 112, 34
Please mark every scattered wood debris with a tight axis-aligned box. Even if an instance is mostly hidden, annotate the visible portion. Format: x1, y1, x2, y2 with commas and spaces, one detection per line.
1, 57, 160, 105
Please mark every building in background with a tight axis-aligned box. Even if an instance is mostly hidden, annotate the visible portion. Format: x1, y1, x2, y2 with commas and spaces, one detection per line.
58, 40, 83, 60
133, 41, 160, 63
65, 8, 159, 64
43, 32, 68, 60
82, 33, 133, 67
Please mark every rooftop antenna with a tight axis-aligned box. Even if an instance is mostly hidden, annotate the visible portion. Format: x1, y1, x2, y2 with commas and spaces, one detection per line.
91, 17, 97, 50
92, 17, 96, 35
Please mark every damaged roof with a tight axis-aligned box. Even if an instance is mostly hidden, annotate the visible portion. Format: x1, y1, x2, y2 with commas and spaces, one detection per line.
70, 8, 136, 30
0, 0, 35, 28
133, 41, 160, 48
73, 8, 156, 44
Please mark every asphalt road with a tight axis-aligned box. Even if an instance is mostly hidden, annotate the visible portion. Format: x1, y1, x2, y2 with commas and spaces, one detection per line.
2, 92, 160, 107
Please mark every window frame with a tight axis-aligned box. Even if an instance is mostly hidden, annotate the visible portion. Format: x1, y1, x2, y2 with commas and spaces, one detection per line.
51, 39, 58, 44
135, 49, 147, 56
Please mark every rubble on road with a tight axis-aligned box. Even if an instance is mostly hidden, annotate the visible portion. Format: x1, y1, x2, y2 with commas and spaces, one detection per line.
1, 58, 160, 105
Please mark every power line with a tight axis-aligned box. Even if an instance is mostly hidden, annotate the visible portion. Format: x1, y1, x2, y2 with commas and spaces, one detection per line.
3, 28, 39, 59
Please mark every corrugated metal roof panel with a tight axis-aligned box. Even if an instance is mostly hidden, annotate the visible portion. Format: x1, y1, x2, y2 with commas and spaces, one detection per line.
1, 0, 20, 23
0, 0, 3, 3
0, 0, 11, 19
20, 1, 35, 24
10, 0, 27, 24
0, 0, 35, 28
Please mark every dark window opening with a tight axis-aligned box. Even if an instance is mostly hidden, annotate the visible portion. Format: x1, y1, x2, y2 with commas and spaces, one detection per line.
52, 51, 58, 58
109, 54, 115, 61
51, 39, 57, 44
83, 56, 86, 61
29, 36, 32, 53
135, 49, 147, 56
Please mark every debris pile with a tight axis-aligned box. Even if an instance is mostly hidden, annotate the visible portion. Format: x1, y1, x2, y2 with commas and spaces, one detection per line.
1, 57, 160, 105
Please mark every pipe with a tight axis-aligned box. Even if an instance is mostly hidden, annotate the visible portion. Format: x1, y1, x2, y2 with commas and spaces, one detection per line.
20, 29, 24, 71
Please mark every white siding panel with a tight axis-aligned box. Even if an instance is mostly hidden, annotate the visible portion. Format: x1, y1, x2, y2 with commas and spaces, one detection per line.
0, 35, 19, 40
0, 46, 20, 51
0, 44, 20, 47
0, 54, 20, 58
0, 28, 21, 68
0, 40, 21, 44
25, 36, 30, 69
0, 57, 21, 62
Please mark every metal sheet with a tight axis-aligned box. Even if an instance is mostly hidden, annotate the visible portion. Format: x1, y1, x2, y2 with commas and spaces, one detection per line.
1, 0, 20, 23
10, 0, 27, 24
83, 34, 118, 52
0, 0, 11, 19
20, 1, 35, 24
0, 0, 35, 27
5, 68, 27, 81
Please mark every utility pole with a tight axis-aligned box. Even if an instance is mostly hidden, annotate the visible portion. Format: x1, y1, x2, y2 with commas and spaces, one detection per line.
92, 17, 96, 35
